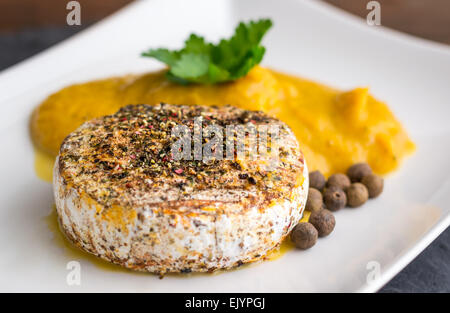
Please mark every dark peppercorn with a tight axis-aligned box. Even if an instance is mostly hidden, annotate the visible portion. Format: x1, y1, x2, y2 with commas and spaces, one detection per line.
309, 170, 326, 190
347, 163, 372, 182
290, 222, 318, 249
306, 188, 323, 212
346, 183, 369, 207
326, 173, 351, 190
361, 174, 384, 198
309, 209, 335, 237
323, 186, 347, 211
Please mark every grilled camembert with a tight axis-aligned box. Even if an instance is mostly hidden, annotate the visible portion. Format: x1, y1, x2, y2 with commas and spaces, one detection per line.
54, 103, 308, 274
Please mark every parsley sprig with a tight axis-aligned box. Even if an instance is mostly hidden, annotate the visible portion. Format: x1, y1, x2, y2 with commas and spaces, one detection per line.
142, 19, 273, 84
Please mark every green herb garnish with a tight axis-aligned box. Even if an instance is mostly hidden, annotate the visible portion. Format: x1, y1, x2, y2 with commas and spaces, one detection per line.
141, 19, 273, 84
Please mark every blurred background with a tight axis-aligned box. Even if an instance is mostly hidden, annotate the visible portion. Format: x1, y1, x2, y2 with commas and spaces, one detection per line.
0, 0, 449, 292
1, 0, 449, 69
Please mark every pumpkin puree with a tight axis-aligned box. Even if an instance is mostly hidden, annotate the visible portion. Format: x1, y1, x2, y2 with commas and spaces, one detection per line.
30, 66, 414, 176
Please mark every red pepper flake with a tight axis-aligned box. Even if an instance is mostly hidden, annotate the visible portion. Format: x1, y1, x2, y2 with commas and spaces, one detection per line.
130, 154, 136, 159
148, 125, 153, 129
121, 117, 127, 121
162, 156, 168, 162
171, 112, 178, 117
174, 168, 183, 174
126, 183, 132, 188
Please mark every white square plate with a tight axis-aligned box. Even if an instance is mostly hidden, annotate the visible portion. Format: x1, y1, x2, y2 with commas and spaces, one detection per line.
0, 0, 449, 292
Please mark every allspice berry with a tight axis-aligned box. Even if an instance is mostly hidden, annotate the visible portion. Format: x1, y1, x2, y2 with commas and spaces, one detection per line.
326, 173, 351, 190
309, 209, 335, 237
347, 163, 372, 182
346, 183, 369, 207
361, 174, 384, 198
306, 188, 323, 212
309, 170, 326, 190
323, 187, 347, 211
291, 223, 318, 250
